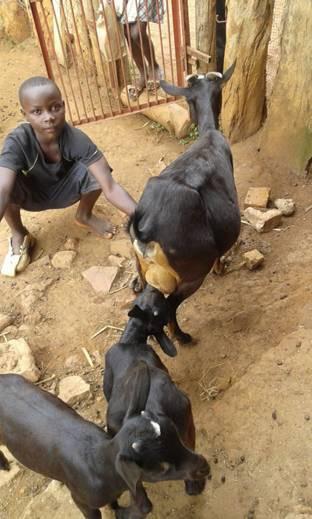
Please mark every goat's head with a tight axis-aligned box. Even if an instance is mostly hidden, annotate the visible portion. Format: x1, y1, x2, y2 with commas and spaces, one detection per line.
128, 284, 177, 357
115, 362, 210, 496
160, 61, 236, 130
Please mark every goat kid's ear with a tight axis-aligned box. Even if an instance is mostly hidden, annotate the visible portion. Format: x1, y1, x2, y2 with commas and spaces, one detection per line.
221, 60, 237, 84
160, 80, 191, 99
128, 304, 148, 322
125, 361, 151, 420
115, 453, 142, 498
154, 331, 177, 357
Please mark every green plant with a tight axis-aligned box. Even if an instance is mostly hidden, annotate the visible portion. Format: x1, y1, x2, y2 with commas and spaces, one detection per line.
179, 123, 199, 145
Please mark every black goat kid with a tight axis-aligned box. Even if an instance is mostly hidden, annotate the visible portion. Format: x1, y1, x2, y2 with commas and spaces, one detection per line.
103, 307, 210, 498
0, 367, 206, 518
129, 62, 240, 344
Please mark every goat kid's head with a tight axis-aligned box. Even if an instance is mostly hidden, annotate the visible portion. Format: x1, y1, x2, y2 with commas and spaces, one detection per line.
160, 61, 236, 130
128, 285, 177, 357
115, 363, 210, 497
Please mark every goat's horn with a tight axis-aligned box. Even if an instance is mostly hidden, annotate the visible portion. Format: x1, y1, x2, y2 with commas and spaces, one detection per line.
205, 71, 223, 79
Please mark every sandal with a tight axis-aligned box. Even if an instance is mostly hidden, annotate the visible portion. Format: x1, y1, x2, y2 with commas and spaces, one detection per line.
1, 234, 36, 277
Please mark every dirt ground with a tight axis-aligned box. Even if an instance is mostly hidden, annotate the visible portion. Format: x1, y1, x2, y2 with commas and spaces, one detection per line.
1, 38, 312, 519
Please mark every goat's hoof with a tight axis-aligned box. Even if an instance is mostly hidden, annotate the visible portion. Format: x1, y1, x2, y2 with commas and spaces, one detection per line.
129, 275, 143, 294
176, 331, 194, 345
184, 478, 206, 495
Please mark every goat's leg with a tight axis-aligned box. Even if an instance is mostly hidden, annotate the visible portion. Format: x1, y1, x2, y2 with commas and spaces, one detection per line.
71, 493, 101, 519
167, 280, 203, 344
112, 482, 152, 518
183, 416, 207, 495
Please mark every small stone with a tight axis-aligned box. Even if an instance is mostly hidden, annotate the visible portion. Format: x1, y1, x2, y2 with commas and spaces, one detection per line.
304, 414, 310, 421
243, 249, 264, 270
63, 237, 79, 251
52, 250, 77, 269
244, 207, 282, 233
296, 340, 302, 348
82, 266, 118, 294
274, 198, 296, 216
110, 239, 133, 259
108, 254, 125, 268
247, 511, 255, 519
0, 338, 40, 382
58, 375, 91, 406
272, 410, 277, 420
221, 475, 226, 483
0, 313, 14, 333
276, 359, 283, 366
244, 187, 271, 209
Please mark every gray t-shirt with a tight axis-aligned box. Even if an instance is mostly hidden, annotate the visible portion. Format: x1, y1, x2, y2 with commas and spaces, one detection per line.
0, 122, 103, 188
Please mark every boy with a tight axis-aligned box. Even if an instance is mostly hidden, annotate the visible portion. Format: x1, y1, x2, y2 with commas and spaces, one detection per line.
0, 76, 136, 276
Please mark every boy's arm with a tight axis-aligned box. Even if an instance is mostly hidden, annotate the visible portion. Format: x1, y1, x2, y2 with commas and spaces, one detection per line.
88, 157, 136, 216
0, 167, 17, 222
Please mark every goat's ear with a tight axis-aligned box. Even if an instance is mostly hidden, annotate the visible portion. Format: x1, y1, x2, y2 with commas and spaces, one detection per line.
221, 60, 236, 84
160, 80, 191, 99
125, 361, 151, 420
154, 331, 177, 357
115, 453, 141, 497
128, 304, 148, 322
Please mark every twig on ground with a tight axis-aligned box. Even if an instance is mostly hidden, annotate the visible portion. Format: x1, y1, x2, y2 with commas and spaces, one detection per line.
305, 204, 312, 213
81, 347, 94, 368
0, 332, 9, 343
36, 374, 56, 386
91, 325, 124, 340
109, 274, 133, 295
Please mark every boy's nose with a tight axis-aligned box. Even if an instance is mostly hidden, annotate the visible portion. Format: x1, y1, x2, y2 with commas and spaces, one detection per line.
44, 112, 55, 123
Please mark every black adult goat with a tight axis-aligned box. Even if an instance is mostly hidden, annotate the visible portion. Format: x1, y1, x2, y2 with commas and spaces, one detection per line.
129, 62, 241, 344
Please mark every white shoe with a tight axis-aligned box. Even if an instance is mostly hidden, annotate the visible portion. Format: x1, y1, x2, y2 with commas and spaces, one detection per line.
1, 234, 36, 277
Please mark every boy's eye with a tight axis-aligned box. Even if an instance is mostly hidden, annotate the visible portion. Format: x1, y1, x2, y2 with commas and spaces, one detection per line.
52, 104, 62, 112
32, 109, 41, 115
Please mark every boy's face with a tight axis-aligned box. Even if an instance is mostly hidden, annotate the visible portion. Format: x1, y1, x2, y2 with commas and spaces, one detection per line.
21, 84, 65, 139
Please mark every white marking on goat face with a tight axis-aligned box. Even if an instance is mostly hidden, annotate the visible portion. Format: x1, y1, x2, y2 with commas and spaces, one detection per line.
132, 441, 141, 452
153, 310, 159, 317
150, 420, 161, 437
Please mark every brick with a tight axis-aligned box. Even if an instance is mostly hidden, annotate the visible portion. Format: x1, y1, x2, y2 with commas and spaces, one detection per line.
243, 249, 264, 270
244, 187, 271, 209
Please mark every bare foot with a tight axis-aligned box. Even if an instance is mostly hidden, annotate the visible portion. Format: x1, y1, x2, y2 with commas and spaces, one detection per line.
11, 230, 28, 254
75, 214, 116, 239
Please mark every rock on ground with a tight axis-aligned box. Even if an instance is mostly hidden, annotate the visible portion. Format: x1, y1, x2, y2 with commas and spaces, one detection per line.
244, 207, 282, 232
274, 198, 296, 216
58, 375, 90, 406
0, 446, 20, 489
22, 481, 77, 519
82, 266, 118, 294
243, 249, 264, 270
0, 313, 14, 333
52, 251, 77, 269
0, 338, 40, 382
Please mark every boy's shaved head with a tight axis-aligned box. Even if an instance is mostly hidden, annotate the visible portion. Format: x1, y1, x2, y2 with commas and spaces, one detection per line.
19, 77, 61, 106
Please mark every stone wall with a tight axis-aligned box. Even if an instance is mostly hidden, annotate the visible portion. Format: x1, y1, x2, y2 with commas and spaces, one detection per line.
261, 0, 312, 173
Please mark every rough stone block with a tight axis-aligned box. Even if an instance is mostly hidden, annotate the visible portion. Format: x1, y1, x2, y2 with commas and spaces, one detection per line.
82, 266, 118, 293
0, 338, 40, 382
52, 251, 77, 269
244, 207, 282, 232
274, 198, 296, 216
243, 249, 264, 270
58, 376, 90, 406
244, 187, 271, 209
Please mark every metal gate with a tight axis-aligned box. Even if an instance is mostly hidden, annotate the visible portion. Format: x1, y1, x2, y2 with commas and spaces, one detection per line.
29, 0, 209, 126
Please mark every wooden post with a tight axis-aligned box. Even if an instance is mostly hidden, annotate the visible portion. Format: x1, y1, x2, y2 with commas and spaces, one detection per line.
196, 0, 216, 73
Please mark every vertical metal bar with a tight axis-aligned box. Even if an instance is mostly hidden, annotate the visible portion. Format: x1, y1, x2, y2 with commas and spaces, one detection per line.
59, 0, 88, 121
172, 0, 183, 86
87, 0, 115, 117
48, 0, 82, 123
181, 0, 191, 74
38, 1, 74, 123
29, 1, 54, 80
67, 0, 97, 121
155, 0, 166, 87
124, 13, 141, 110
76, 0, 106, 118
165, 0, 175, 83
